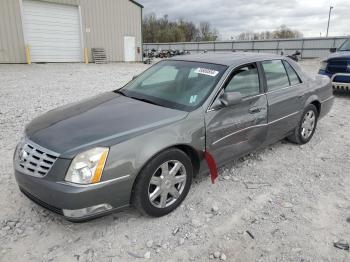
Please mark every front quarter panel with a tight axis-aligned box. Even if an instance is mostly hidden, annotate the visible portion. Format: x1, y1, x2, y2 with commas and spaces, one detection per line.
100, 109, 205, 203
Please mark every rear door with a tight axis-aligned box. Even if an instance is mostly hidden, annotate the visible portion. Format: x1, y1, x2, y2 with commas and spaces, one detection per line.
261, 59, 304, 144
205, 63, 268, 165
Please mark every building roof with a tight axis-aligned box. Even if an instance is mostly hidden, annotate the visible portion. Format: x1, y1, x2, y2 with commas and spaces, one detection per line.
129, 0, 144, 8
169, 52, 283, 66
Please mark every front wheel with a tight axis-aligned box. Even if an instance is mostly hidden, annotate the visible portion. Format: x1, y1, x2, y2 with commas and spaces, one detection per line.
132, 148, 193, 217
288, 104, 318, 144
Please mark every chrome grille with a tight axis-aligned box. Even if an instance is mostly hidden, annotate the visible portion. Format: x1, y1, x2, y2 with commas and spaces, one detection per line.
15, 140, 59, 177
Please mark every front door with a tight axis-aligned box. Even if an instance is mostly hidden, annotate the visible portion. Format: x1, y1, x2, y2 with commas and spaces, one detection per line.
205, 63, 268, 166
124, 36, 136, 62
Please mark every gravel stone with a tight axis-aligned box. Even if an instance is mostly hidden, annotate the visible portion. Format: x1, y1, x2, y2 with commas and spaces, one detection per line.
220, 253, 227, 261
212, 205, 219, 213
146, 240, 153, 248
178, 238, 185, 245
213, 251, 221, 258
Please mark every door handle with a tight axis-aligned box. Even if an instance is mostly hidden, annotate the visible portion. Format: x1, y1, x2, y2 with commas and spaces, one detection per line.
249, 107, 262, 114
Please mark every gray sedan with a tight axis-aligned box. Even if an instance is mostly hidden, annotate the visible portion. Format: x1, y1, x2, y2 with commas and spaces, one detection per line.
14, 52, 334, 221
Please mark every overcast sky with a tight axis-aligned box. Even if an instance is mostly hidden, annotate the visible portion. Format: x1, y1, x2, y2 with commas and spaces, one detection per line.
138, 0, 349, 39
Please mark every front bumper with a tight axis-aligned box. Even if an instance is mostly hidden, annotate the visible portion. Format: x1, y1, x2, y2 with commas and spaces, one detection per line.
319, 71, 350, 91
331, 73, 350, 91
15, 168, 132, 221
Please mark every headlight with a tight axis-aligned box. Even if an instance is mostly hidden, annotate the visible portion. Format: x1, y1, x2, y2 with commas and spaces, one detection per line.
65, 147, 109, 185
320, 61, 328, 70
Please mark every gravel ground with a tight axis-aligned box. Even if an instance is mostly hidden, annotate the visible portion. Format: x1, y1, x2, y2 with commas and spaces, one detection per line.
0, 59, 349, 262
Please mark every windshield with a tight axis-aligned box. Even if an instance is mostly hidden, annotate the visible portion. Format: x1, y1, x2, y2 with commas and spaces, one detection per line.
339, 39, 350, 51
118, 60, 227, 111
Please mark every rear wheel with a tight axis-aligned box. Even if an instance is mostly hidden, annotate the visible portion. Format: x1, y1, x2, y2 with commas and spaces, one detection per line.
288, 104, 318, 144
132, 148, 193, 217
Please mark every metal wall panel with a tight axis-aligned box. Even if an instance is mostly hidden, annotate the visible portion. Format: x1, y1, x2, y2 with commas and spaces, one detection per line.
144, 36, 349, 59
278, 40, 302, 49
0, 0, 26, 63
234, 41, 253, 50
0, 0, 142, 63
198, 43, 214, 50
183, 43, 198, 50
253, 41, 277, 50
215, 42, 232, 50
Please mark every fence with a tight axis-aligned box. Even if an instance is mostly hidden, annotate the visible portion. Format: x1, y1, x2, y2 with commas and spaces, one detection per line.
143, 36, 349, 59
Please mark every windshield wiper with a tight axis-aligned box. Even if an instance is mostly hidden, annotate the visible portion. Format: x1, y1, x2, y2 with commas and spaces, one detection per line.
115, 89, 127, 96
129, 96, 162, 107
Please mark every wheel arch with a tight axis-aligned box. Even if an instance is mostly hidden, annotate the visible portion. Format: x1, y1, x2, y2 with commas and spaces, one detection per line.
305, 95, 321, 115
130, 144, 202, 203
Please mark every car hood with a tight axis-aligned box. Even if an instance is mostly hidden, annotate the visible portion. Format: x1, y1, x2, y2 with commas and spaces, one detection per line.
326, 51, 350, 61
25, 92, 188, 158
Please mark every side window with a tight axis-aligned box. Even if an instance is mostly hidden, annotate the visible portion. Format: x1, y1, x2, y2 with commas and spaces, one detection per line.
224, 64, 260, 97
262, 60, 290, 91
142, 66, 178, 86
283, 61, 302, 85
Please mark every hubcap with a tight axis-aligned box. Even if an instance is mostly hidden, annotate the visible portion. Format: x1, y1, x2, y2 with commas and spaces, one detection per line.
301, 110, 316, 139
148, 160, 187, 208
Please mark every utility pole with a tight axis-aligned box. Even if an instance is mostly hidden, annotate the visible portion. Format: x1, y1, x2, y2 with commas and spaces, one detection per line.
326, 6, 334, 37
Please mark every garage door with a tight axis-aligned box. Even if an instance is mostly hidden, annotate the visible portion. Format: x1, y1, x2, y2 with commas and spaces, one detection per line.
22, 0, 82, 62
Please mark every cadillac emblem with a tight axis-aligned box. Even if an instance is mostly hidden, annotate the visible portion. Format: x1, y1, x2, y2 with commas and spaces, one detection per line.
19, 149, 28, 163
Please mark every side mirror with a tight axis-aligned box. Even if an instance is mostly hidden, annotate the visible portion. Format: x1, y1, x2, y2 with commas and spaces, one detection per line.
132, 75, 139, 80
219, 92, 242, 107
329, 48, 337, 53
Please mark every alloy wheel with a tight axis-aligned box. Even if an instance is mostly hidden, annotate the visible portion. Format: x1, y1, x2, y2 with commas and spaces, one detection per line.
148, 160, 187, 208
301, 110, 316, 139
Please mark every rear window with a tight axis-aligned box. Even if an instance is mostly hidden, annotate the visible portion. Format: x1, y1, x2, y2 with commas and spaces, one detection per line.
262, 60, 290, 91
283, 61, 301, 85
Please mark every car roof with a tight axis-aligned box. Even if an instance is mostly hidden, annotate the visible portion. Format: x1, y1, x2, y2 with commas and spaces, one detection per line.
168, 52, 284, 66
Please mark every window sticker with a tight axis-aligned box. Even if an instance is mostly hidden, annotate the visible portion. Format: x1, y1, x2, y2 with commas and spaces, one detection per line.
194, 68, 219, 77
189, 95, 198, 104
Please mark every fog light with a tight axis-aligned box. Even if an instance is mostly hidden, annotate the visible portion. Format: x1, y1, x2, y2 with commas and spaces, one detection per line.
63, 204, 112, 218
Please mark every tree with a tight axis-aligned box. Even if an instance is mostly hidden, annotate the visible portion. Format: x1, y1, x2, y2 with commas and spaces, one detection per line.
236, 25, 303, 40
198, 22, 218, 41
273, 25, 303, 39
142, 14, 217, 43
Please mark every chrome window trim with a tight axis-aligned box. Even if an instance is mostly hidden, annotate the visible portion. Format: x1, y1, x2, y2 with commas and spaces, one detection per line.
265, 82, 303, 95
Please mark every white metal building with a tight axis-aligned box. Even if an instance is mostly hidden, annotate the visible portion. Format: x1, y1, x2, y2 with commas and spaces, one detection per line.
0, 0, 143, 63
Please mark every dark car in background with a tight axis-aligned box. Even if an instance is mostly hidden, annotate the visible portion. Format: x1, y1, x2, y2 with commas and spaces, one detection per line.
319, 38, 350, 91
14, 52, 334, 221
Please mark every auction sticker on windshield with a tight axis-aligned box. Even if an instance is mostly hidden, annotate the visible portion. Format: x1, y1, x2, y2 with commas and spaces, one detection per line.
194, 68, 219, 77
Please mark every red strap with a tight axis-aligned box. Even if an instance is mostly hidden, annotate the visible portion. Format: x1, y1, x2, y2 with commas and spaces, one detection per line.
204, 151, 218, 184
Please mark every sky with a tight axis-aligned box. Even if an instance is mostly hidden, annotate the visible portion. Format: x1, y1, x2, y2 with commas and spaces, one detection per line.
137, 0, 350, 40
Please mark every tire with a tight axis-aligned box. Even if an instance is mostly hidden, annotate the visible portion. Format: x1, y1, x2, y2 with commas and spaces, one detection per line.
131, 148, 193, 217
287, 104, 318, 144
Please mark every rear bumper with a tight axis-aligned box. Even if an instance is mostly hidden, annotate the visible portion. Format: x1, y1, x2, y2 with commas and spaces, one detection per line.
15, 169, 132, 221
